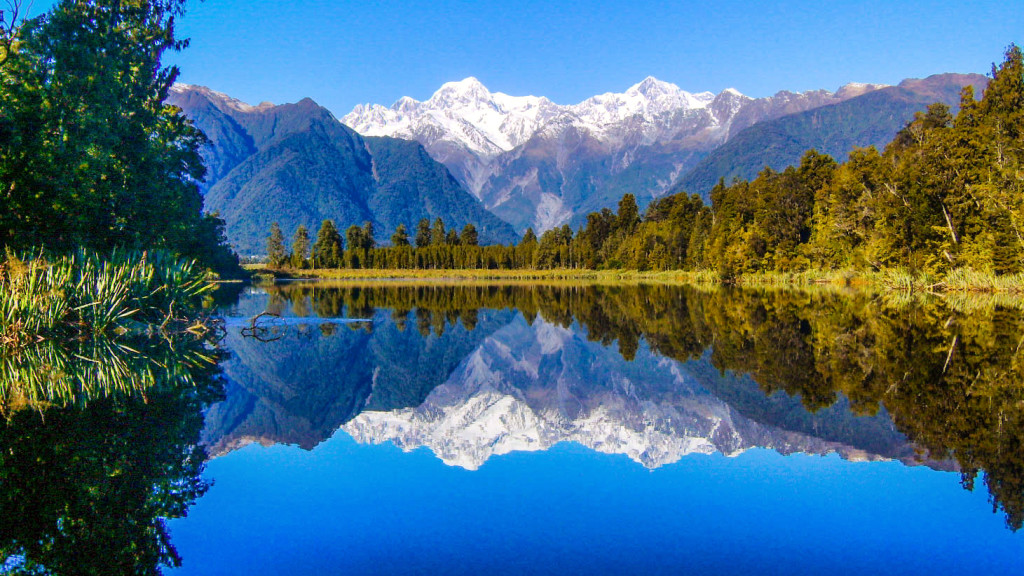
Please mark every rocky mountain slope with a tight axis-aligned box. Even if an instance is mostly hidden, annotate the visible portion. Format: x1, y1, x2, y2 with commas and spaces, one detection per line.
343, 77, 887, 232
168, 85, 518, 254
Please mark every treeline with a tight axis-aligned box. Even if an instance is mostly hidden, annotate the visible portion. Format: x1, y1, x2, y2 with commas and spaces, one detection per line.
0, 0, 240, 275
266, 216, 543, 270
266, 46, 1024, 280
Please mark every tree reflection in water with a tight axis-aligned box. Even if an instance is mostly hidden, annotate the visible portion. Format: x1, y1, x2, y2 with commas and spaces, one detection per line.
0, 332, 224, 575
259, 282, 1024, 530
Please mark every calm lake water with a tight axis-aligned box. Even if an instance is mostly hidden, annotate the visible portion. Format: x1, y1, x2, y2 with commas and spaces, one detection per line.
4, 282, 1024, 574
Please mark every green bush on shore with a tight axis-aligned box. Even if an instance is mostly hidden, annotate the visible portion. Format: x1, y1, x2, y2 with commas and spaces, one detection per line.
0, 249, 214, 347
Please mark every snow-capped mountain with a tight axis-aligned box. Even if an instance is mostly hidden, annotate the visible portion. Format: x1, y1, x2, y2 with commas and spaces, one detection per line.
342, 315, 929, 471
342, 77, 886, 232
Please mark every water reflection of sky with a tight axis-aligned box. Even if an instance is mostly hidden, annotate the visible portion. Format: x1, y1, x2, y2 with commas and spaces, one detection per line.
170, 434, 1022, 575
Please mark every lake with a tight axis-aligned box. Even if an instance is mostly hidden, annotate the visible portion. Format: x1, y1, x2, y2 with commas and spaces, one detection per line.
3, 281, 1023, 574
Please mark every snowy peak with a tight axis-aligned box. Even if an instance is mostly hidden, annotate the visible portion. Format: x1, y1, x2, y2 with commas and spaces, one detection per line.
428, 76, 494, 107
342, 77, 560, 158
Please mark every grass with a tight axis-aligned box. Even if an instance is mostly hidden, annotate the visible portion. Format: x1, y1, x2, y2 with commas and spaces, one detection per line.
1, 249, 215, 348
0, 249, 220, 415
249, 264, 1024, 299
247, 266, 725, 285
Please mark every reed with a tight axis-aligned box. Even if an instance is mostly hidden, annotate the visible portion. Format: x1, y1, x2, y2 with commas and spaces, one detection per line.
0, 249, 214, 347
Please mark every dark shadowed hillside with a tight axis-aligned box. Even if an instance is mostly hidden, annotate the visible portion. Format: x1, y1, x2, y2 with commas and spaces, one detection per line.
168, 86, 518, 254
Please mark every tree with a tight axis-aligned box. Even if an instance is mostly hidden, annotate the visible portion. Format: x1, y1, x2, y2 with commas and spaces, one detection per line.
312, 220, 343, 268
0, 0, 233, 270
362, 221, 376, 250
431, 218, 446, 246
616, 194, 640, 234
267, 222, 287, 268
291, 225, 310, 269
0, 0, 26, 69
520, 228, 538, 246
391, 224, 410, 247
460, 224, 479, 247
445, 229, 460, 246
415, 218, 432, 248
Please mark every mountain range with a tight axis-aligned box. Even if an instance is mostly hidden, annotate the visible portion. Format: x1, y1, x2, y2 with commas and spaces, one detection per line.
171, 71, 989, 251
343, 74, 984, 232
167, 85, 519, 254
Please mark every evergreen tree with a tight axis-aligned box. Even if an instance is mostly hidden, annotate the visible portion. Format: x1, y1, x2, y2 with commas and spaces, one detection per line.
520, 228, 538, 246
616, 194, 641, 234
362, 221, 376, 250
445, 229, 460, 246
312, 219, 343, 268
291, 225, 311, 269
460, 224, 479, 246
415, 218, 432, 248
267, 222, 287, 268
431, 218, 447, 246
391, 224, 410, 247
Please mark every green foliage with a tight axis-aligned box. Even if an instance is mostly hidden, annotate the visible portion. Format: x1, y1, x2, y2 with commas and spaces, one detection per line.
312, 220, 343, 269
266, 222, 288, 268
391, 223, 410, 247
0, 0, 238, 273
290, 225, 311, 269
459, 224, 479, 247
0, 249, 212, 345
415, 218, 432, 248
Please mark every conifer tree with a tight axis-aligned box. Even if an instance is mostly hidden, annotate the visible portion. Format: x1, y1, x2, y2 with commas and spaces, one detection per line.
391, 224, 410, 247
312, 219, 343, 268
267, 222, 287, 268
362, 221, 376, 250
431, 218, 447, 246
415, 218, 432, 248
291, 225, 311, 269
460, 224, 479, 246
616, 194, 641, 233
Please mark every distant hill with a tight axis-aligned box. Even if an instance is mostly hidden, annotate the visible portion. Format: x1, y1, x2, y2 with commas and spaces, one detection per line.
167, 85, 518, 255
673, 73, 989, 199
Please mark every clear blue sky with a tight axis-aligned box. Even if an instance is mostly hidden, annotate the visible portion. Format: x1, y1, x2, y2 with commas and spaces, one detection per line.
30, 1, 1024, 114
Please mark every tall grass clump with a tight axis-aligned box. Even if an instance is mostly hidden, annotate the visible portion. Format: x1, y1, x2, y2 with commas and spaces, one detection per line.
0, 249, 214, 347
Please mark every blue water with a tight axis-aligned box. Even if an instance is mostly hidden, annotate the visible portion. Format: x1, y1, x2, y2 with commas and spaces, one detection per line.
169, 433, 1022, 575
164, 283, 1024, 574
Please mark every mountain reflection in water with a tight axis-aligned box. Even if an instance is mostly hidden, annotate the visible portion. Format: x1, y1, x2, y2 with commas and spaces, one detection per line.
207, 282, 1024, 531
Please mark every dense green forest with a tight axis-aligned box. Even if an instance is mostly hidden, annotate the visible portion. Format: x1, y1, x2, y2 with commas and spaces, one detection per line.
0, 0, 239, 274
273, 46, 1024, 285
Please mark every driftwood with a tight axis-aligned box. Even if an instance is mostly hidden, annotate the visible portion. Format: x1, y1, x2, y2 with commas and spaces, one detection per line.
240, 312, 284, 342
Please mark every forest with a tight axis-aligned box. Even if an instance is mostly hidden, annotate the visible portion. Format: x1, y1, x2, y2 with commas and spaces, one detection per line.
269, 45, 1024, 288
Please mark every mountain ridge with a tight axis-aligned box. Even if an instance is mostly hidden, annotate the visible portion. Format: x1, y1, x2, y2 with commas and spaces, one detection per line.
168, 85, 519, 253
342, 76, 889, 232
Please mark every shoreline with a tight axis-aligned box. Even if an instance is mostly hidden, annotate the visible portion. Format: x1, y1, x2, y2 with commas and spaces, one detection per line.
245, 266, 1024, 294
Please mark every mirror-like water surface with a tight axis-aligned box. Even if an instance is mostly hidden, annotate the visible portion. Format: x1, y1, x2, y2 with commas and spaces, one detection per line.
4, 282, 1024, 573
